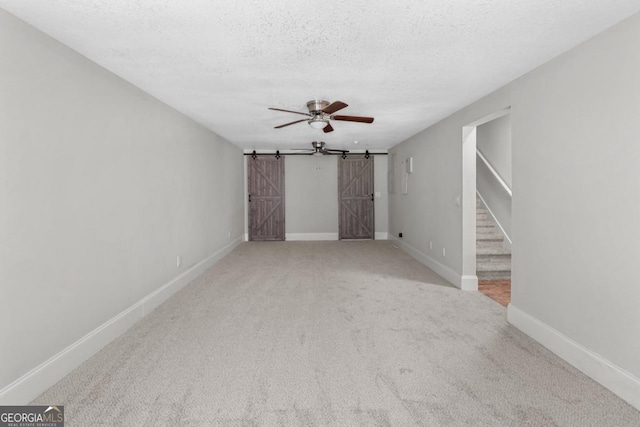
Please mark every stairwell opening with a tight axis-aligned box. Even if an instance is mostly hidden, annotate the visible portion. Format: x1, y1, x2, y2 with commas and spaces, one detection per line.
462, 108, 512, 305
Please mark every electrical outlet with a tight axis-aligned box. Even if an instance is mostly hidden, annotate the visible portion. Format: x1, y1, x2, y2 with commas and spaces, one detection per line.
227, 231, 231, 239
177, 256, 182, 267
442, 248, 446, 257
429, 241, 433, 250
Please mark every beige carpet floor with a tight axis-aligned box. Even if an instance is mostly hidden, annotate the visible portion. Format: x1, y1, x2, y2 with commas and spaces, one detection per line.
33, 241, 640, 426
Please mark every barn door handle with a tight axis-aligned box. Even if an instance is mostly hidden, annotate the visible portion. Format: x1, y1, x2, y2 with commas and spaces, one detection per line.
371, 193, 374, 201
248, 194, 252, 203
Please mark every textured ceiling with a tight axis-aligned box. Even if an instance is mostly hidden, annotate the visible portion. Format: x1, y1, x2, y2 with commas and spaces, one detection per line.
2, 1, 640, 151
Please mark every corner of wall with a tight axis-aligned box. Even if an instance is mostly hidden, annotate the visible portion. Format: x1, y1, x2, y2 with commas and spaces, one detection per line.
388, 235, 470, 290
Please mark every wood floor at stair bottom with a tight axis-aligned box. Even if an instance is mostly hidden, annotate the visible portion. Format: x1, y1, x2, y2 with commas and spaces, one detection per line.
478, 280, 511, 307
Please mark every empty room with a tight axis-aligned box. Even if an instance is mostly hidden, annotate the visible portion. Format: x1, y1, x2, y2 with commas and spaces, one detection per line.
1, 1, 640, 426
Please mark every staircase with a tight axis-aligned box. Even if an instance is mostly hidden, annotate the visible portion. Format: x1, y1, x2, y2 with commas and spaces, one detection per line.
476, 197, 511, 280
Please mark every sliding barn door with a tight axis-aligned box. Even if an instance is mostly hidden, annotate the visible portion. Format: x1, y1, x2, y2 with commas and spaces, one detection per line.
248, 156, 285, 241
338, 156, 374, 240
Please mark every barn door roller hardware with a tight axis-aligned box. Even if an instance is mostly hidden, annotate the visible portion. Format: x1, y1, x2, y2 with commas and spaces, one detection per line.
245, 150, 385, 157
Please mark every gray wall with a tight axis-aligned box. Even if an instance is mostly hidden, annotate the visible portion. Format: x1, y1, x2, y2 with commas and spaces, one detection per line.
285, 156, 339, 236
0, 9, 244, 399
477, 115, 512, 187
389, 12, 640, 406
476, 114, 512, 240
476, 156, 512, 240
388, 124, 463, 277
511, 14, 640, 381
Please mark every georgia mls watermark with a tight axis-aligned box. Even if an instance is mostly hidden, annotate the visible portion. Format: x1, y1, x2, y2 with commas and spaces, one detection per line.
0, 406, 64, 427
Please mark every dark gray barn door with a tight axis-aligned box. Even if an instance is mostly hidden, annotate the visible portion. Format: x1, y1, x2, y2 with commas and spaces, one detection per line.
338, 156, 374, 240
248, 156, 285, 241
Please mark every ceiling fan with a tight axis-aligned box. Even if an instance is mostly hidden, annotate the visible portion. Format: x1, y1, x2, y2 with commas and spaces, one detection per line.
293, 141, 349, 155
269, 100, 374, 133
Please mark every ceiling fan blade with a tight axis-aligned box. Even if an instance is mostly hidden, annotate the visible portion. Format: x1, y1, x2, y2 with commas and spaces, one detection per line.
324, 149, 349, 153
331, 115, 374, 123
268, 107, 312, 117
274, 119, 308, 129
323, 123, 334, 133
322, 101, 348, 114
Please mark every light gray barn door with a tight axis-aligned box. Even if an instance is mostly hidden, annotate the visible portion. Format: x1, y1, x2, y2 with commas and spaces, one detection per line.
248, 156, 285, 241
339, 156, 374, 240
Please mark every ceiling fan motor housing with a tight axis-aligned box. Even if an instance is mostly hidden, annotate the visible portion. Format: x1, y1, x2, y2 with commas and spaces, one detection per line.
307, 100, 329, 113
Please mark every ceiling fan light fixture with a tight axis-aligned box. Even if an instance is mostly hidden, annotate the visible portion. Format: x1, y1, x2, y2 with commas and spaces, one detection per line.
308, 118, 328, 129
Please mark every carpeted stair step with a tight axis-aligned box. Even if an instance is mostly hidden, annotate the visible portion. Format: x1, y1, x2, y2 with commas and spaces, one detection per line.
477, 228, 496, 235
477, 245, 511, 256
477, 270, 512, 281
477, 255, 512, 280
476, 195, 511, 281
477, 239, 505, 249
477, 209, 489, 220
477, 254, 511, 266
477, 220, 496, 228
476, 231, 504, 242
477, 259, 511, 272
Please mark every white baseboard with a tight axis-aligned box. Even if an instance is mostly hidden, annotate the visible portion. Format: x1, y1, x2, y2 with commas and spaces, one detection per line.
285, 233, 339, 241
389, 236, 474, 290
460, 275, 479, 291
508, 304, 640, 411
375, 232, 389, 240
0, 238, 242, 405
